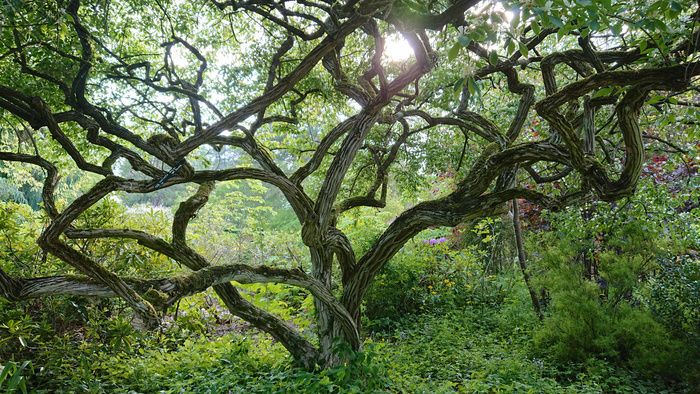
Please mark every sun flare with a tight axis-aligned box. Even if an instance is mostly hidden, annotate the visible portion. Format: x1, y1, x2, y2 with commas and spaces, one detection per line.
383, 36, 414, 63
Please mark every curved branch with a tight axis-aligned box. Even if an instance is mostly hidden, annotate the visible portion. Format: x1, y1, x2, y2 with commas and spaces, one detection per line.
173, 182, 215, 246
525, 165, 573, 184
536, 62, 700, 111
0, 152, 58, 218
404, 109, 504, 145
169, 264, 360, 348
37, 177, 160, 326
174, 13, 370, 157
31, 98, 110, 176
63, 226, 359, 349
291, 116, 358, 184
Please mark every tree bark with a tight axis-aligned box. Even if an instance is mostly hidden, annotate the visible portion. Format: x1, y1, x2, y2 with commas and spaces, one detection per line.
512, 199, 543, 321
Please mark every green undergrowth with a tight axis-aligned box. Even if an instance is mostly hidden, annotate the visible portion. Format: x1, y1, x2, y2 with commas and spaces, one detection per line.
20, 326, 389, 393
7, 286, 692, 393
2, 196, 697, 392
3, 246, 697, 393
374, 305, 684, 393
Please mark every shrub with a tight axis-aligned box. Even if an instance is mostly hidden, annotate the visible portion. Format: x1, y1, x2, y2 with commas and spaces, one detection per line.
531, 219, 698, 381
362, 235, 508, 332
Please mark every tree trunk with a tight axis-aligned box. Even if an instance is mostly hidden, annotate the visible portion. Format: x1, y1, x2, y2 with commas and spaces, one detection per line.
512, 199, 543, 321
310, 247, 340, 366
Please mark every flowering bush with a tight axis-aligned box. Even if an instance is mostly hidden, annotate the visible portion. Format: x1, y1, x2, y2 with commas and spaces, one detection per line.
424, 236, 448, 245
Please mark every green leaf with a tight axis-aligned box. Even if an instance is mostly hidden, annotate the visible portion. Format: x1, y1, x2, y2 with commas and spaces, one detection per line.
611, 23, 622, 35
592, 87, 613, 98
645, 94, 665, 105
557, 22, 574, 40
468, 27, 488, 42
453, 77, 465, 94
548, 15, 564, 28
505, 38, 515, 56
488, 51, 499, 65
6, 361, 30, 393
639, 40, 647, 52
448, 43, 460, 61
0, 363, 12, 385
518, 41, 529, 58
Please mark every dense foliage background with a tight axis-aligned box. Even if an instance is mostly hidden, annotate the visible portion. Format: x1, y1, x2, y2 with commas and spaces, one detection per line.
1, 0, 699, 392
1, 172, 698, 392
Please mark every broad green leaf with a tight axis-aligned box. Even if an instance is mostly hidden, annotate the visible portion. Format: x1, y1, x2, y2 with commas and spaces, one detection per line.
448, 43, 461, 61
458, 35, 472, 47
518, 41, 529, 58
548, 15, 564, 28
645, 94, 665, 105
592, 87, 613, 98
488, 51, 499, 65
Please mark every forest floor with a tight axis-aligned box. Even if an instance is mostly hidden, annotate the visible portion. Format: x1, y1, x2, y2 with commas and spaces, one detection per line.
22, 284, 688, 393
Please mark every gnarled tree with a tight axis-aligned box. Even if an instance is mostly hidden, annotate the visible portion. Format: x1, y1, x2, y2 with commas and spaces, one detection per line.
1, 0, 699, 367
